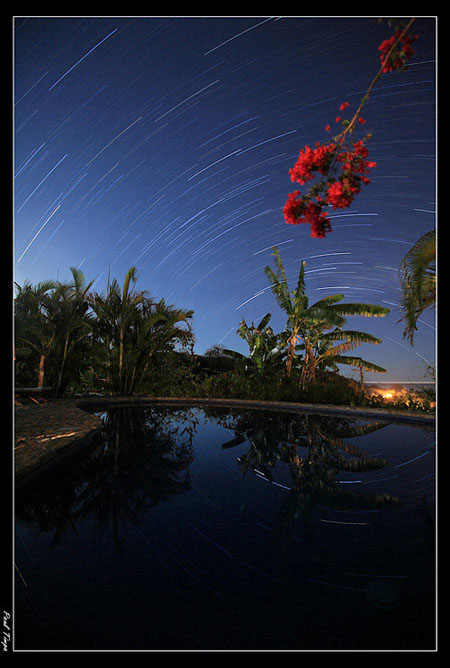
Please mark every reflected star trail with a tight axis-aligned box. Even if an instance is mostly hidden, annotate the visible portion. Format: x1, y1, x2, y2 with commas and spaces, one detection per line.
13, 16, 436, 382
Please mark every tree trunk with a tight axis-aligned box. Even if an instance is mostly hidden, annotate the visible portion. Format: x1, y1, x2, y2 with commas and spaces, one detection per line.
38, 354, 46, 388
285, 333, 297, 378
55, 333, 70, 397
118, 326, 124, 396
105, 335, 111, 394
301, 342, 314, 389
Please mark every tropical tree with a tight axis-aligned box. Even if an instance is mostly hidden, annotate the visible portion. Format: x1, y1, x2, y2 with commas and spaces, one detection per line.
224, 312, 285, 375
264, 248, 344, 377
398, 229, 436, 344
90, 267, 193, 396
14, 269, 95, 395
296, 324, 387, 387
127, 297, 194, 395
16, 407, 195, 552
90, 267, 142, 395
14, 279, 57, 388
264, 246, 390, 381
220, 409, 397, 516
48, 267, 95, 397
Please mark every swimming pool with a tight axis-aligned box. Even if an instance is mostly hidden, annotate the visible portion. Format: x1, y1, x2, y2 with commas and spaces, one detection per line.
14, 404, 436, 650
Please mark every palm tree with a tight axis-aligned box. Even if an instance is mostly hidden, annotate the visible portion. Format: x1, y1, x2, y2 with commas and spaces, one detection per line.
227, 312, 285, 374
117, 267, 142, 395
297, 326, 387, 387
14, 272, 95, 394
90, 267, 145, 395
264, 246, 390, 381
399, 229, 436, 344
125, 297, 194, 395
220, 410, 398, 540
49, 267, 94, 397
90, 267, 193, 396
14, 279, 57, 388
16, 407, 196, 553
264, 247, 346, 377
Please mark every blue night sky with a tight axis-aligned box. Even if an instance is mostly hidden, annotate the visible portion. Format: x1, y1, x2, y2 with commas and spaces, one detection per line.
13, 16, 436, 383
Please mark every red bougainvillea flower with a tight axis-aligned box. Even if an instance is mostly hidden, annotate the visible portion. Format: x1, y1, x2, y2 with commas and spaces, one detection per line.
326, 180, 356, 209
337, 140, 376, 173
327, 171, 364, 207
282, 25, 417, 239
283, 134, 377, 236
289, 142, 337, 186
308, 205, 331, 238
283, 190, 304, 225
283, 192, 331, 238
378, 30, 418, 72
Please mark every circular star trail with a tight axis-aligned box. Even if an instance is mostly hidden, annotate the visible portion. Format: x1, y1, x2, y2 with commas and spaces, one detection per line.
13, 16, 436, 382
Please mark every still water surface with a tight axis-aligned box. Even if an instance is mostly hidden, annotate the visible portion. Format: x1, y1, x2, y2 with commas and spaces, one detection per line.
15, 405, 436, 650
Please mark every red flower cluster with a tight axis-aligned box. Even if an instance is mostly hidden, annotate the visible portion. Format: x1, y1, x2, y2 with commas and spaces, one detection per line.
282, 24, 417, 239
335, 138, 376, 182
378, 30, 418, 72
284, 122, 377, 235
283, 191, 331, 238
325, 139, 376, 209
289, 141, 337, 185
325, 179, 356, 209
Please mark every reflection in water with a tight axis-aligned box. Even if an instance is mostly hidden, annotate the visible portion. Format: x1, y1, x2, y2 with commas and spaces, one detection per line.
16, 407, 196, 552
16, 408, 399, 552
219, 409, 399, 505
209, 409, 402, 585
15, 405, 435, 650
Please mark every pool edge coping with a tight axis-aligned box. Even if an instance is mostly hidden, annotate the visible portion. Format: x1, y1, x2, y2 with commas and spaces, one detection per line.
77, 395, 436, 425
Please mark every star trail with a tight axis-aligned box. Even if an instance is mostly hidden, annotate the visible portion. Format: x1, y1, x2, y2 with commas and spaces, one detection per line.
13, 16, 436, 382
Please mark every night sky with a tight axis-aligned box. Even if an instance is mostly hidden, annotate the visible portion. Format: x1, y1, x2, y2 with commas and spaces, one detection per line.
13, 16, 436, 383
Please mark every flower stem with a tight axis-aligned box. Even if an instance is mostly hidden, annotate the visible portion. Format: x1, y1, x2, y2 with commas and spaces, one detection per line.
338, 17, 416, 140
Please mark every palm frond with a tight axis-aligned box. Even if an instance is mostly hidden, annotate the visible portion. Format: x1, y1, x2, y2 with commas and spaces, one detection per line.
122, 266, 138, 301
256, 312, 272, 332
332, 355, 387, 373
332, 303, 390, 318
293, 260, 307, 310
303, 306, 346, 328
271, 245, 289, 287
310, 294, 345, 309
399, 229, 436, 344
321, 341, 361, 358
264, 265, 292, 314
321, 330, 383, 345
69, 266, 86, 293
400, 230, 436, 288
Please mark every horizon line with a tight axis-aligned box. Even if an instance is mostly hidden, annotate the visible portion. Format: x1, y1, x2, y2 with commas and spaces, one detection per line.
364, 381, 435, 384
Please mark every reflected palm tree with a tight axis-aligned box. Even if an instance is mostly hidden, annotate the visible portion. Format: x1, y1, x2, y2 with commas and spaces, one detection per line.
221, 410, 393, 485
15, 407, 197, 552
218, 409, 401, 584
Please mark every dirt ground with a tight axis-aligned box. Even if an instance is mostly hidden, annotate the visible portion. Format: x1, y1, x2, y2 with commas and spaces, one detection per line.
14, 398, 102, 480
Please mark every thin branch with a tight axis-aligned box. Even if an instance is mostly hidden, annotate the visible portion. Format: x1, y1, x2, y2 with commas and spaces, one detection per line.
338, 17, 416, 140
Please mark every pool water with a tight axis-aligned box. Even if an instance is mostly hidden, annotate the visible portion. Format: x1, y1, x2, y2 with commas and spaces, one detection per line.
14, 405, 436, 650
